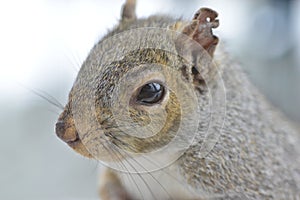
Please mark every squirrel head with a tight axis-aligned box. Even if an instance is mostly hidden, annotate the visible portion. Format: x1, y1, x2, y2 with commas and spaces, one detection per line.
56, 0, 219, 166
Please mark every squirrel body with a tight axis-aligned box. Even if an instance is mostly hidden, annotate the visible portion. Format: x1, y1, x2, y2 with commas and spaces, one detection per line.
56, 1, 300, 199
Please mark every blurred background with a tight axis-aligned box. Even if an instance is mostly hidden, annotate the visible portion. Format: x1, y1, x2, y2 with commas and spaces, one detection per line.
0, 0, 299, 199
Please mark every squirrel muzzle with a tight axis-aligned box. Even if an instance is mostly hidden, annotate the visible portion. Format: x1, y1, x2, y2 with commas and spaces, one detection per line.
55, 105, 93, 158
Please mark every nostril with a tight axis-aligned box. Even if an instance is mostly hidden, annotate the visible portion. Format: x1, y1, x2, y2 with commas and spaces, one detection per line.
55, 120, 65, 139
55, 119, 79, 143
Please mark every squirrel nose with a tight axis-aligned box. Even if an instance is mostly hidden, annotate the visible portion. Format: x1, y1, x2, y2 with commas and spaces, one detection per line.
55, 120, 78, 143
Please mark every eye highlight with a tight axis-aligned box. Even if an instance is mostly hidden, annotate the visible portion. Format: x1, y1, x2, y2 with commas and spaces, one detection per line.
136, 82, 165, 105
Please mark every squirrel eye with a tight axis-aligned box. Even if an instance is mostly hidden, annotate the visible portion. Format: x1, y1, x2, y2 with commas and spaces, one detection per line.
136, 82, 165, 105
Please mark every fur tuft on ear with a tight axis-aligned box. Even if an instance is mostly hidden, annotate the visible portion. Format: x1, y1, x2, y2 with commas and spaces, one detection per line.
121, 0, 137, 22
170, 8, 220, 89
189, 8, 219, 56
172, 8, 219, 58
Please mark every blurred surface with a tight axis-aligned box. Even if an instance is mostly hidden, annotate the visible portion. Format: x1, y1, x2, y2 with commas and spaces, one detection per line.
0, 0, 299, 199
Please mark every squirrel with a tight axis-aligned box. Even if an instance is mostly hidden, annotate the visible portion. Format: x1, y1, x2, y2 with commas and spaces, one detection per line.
55, 0, 300, 199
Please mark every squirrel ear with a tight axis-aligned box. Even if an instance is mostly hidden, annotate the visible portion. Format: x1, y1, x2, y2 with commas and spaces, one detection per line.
170, 8, 220, 89
173, 8, 219, 57
121, 0, 137, 22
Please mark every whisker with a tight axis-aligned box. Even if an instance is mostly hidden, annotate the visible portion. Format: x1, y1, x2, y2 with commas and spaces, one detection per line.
63, 50, 82, 72
115, 145, 174, 200
99, 139, 145, 200
36, 89, 65, 108
97, 116, 196, 197
89, 159, 101, 177
110, 144, 158, 200
94, 138, 238, 199
113, 141, 237, 199
45, 108, 60, 115
100, 116, 113, 125
107, 145, 145, 200
109, 133, 199, 197
73, 50, 84, 70
111, 142, 176, 200
23, 86, 64, 110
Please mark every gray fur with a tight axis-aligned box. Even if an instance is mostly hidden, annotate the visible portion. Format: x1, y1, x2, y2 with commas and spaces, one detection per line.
58, 7, 300, 200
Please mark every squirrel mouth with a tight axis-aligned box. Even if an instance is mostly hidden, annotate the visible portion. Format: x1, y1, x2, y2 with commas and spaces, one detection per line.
66, 137, 80, 146
65, 131, 81, 146
64, 132, 94, 159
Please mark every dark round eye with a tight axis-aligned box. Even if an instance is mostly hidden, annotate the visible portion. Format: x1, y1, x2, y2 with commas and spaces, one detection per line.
136, 82, 165, 104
